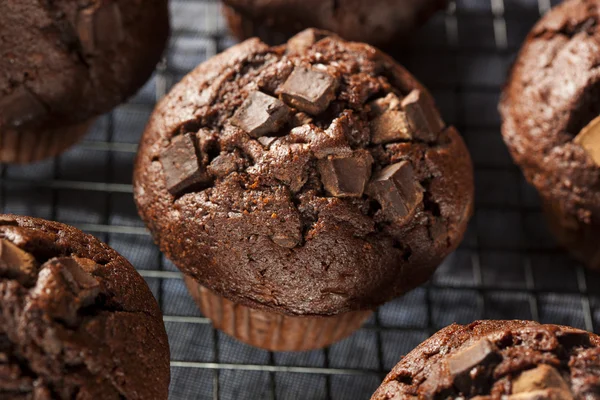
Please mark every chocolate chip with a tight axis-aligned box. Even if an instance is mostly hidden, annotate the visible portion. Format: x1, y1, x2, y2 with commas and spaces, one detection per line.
369, 93, 402, 116
317, 151, 373, 197
447, 339, 501, 395
401, 89, 445, 142
32, 258, 101, 327
258, 136, 279, 149
280, 66, 338, 115
55, 257, 101, 308
77, 2, 125, 54
0, 87, 47, 129
512, 365, 570, 394
574, 115, 600, 166
0, 239, 38, 286
271, 234, 299, 249
287, 29, 332, 54
231, 91, 291, 138
161, 133, 210, 196
370, 110, 413, 144
207, 153, 239, 178
367, 161, 424, 224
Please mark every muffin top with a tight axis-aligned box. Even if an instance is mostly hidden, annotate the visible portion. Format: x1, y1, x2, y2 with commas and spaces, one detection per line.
372, 320, 600, 400
0, 0, 169, 133
223, 0, 447, 47
134, 29, 473, 316
0, 215, 170, 399
500, 0, 600, 222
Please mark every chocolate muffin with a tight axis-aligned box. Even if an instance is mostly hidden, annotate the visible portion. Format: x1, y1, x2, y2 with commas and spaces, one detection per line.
372, 320, 600, 400
223, 0, 447, 48
0, 215, 170, 399
500, 0, 600, 270
134, 29, 473, 351
0, 0, 169, 164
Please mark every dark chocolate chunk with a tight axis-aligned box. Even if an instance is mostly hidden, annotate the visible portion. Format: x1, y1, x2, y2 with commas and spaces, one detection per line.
207, 153, 239, 178
258, 136, 279, 149
32, 257, 101, 327
0, 87, 47, 129
367, 161, 424, 224
370, 110, 412, 144
55, 257, 101, 308
271, 234, 300, 249
512, 365, 570, 394
0, 238, 38, 286
574, 115, 600, 166
77, 2, 125, 54
369, 93, 402, 116
317, 151, 373, 197
160, 133, 210, 196
401, 89, 445, 142
447, 339, 500, 395
280, 66, 338, 115
286, 29, 332, 54
231, 91, 291, 138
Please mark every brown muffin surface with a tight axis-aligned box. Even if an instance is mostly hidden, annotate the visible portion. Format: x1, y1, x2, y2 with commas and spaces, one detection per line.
0, 215, 170, 400
134, 29, 473, 316
372, 320, 600, 399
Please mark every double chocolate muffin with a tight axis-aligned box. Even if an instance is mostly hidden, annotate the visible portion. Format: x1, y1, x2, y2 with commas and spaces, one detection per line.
223, 0, 447, 47
500, 0, 600, 270
372, 320, 600, 399
0, 215, 170, 399
0, 0, 169, 163
134, 29, 473, 351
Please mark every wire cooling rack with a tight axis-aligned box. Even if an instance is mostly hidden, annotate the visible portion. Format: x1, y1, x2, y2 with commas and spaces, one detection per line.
2, 0, 600, 398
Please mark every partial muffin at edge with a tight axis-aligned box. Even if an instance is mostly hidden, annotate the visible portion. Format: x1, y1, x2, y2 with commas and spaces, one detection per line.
0, 214, 170, 399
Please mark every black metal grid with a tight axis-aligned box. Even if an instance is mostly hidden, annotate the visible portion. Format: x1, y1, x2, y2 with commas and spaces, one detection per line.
2, 0, 600, 398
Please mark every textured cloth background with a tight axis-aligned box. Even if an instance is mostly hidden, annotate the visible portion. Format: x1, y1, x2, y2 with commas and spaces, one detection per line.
1, 0, 599, 399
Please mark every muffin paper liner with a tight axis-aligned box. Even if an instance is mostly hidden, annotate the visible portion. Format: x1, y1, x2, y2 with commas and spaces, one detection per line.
1, 119, 92, 164
542, 198, 600, 270
184, 275, 372, 352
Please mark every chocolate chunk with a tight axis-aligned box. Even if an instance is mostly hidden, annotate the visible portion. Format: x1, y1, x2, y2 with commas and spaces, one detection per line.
369, 93, 402, 116
447, 339, 500, 394
0, 238, 38, 286
161, 133, 210, 196
258, 136, 279, 149
77, 2, 125, 54
231, 91, 291, 138
370, 110, 413, 144
55, 257, 101, 308
401, 90, 445, 142
32, 258, 101, 327
0, 87, 47, 129
207, 153, 239, 178
287, 29, 332, 54
317, 151, 373, 197
271, 234, 299, 249
367, 161, 424, 224
574, 115, 600, 166
512, 365, 570, 394
280, 66, 338, 115
508, 389, 574, 400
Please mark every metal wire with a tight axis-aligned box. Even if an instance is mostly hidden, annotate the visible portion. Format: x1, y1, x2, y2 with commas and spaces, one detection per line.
1, 1, 599, 399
